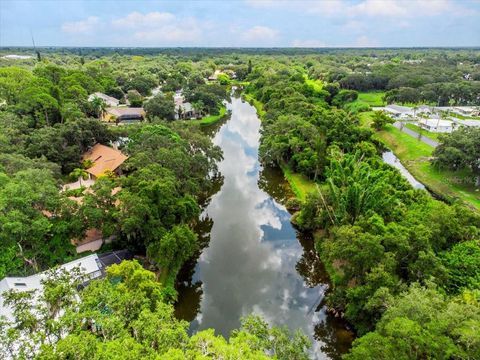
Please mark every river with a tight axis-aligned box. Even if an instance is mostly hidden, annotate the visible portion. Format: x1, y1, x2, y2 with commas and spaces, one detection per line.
175, 94, 354, 359
382, 151, 425, 189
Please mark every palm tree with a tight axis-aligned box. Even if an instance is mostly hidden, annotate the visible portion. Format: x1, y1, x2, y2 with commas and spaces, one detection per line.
91, 97, 107, 119
192, 100, 205, 118
412, 106, 419, 118
69, 168, 89, 186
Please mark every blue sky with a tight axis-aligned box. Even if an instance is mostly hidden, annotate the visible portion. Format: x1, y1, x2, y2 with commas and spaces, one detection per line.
1, 0, 479, 47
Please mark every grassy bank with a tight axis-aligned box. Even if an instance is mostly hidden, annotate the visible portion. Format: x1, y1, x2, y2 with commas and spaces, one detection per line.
244, 91, 316, 202
189, 106, 227, 126
375, 124, 480, 211
243, 93, 266, 119
280, 163, 317, 201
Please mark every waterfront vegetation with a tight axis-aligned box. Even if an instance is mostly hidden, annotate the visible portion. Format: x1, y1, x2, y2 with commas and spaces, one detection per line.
244, 49, 480, 358
374, 124, 480, 210
0, 47, 480, 359
189, 105, 227, 126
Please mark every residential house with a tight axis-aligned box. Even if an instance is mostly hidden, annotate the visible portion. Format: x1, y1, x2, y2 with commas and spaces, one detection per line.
383, 104, 414, 119
0, 254, 102, 321
452, 106, 480, 117
451, 119, 480, 129
175, 102, 198, 120
82, 144, 128, 180
418, 119, 454, 133
103, 107, 145, 124
88, 92, 120, 107
0, 251, 132, 321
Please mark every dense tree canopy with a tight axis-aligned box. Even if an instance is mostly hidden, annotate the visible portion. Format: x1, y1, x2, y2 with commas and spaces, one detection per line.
1, 261, 311, 360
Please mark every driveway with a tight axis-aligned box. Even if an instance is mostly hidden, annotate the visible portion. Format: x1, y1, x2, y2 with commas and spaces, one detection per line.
393, 122, 439, 148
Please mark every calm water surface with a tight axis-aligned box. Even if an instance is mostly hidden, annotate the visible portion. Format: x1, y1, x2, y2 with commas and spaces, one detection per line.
176, 95, 354, 359
382, 151, 425, 189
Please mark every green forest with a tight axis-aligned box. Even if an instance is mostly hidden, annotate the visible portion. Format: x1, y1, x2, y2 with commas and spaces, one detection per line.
0, 47, 479, 359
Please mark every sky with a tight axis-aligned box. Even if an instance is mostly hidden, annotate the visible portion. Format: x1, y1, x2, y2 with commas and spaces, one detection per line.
1, 0, 479, 48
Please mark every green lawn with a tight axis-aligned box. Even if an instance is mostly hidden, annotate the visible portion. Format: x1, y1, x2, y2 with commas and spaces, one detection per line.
280, 163, 317, 201
375, 124, 433, 159
189, 106, 227, 126
404, 123, 442, 141
376, 124, 480, 211
356, 91, 386, 107
448, 113, 480, 120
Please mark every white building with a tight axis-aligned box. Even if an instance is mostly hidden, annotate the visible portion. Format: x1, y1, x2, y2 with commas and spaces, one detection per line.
88, 92, 120, 107
451, 119, 480, 129
0, 254, 103, 321
452, 106, 480, 117
418, 119, 454, 133
383, 104, 414, 119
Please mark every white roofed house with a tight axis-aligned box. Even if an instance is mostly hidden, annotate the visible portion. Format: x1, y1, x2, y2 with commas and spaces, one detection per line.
88, 92, 120, 107
0, 251, 132, 358
0, 251, 131, 321
418, 119, 454, 133
383, 104, 414, 119
0, 254, 103, 321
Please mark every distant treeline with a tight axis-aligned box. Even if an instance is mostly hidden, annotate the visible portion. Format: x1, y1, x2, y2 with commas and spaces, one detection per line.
2, 46, 480, 57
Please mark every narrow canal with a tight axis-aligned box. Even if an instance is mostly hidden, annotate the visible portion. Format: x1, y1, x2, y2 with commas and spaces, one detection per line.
175, 94, 354, 359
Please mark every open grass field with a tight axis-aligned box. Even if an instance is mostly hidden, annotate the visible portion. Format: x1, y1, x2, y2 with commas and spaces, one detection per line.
376, 124, 480, 211
356, 91, 386, 107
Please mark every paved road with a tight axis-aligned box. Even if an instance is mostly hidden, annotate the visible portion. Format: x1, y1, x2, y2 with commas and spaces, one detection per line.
393, 122, 439, 148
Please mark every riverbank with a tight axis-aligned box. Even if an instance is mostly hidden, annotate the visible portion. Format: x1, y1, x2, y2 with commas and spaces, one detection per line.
243, 93, 266, 119
244, 92, 317, 202
188, 106, 227, 126
375, 123, 480, 211
280, 163, 317, 201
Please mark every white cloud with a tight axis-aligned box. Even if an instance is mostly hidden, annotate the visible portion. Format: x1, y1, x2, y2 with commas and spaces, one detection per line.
111, 11, 175, 28
291, 39, 326, 47
111, 11, 204, 45
61, 16, 99, 34
241, 25, 278, 43
247, 0, 476, 18
350, 0, 407, 17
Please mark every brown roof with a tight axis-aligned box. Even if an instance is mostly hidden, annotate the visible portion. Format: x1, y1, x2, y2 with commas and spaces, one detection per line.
82, 144, 128, 178
106, 107, 145, 117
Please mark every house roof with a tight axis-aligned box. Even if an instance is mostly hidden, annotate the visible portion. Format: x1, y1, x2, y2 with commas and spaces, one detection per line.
384, 104, 413, 114
419, 119, 453, 127
88, 92, 120, 106
82, 144, 128, 178
106, 107, 145, 118
453, 119, 480, 127
0, 254, 102, 320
